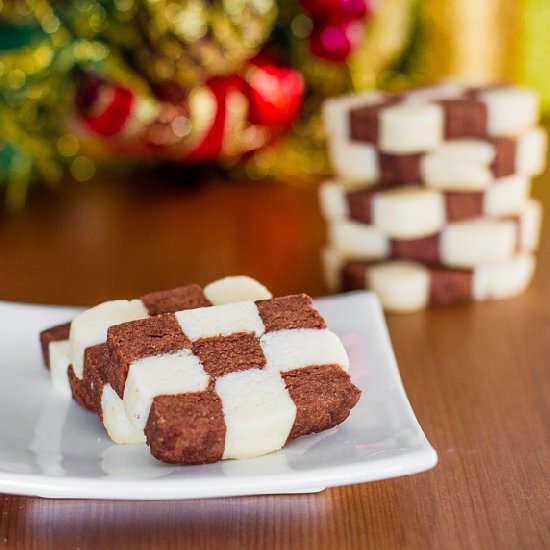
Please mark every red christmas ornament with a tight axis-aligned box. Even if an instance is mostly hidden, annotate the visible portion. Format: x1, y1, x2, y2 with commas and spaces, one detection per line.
300, 0, 371, 19
308, 18, 364, 62
246, 61, 304, 128
77, 73, 134, 137
184, 76, 245, 163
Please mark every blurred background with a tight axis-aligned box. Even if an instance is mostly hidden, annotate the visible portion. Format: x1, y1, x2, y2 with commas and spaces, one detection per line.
0, 0, 548, 209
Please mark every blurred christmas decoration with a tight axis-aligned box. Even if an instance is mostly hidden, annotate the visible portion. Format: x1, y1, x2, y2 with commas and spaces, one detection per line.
401, 0, 550, 112
299, 0, 373, 63
1, 0, 548, 207
0, 0, 404, 207
417, 0, 521, 85
521, 0, 550, 114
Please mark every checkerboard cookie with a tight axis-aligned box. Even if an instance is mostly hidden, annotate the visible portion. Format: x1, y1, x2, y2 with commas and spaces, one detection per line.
104, 294, 360, 464
39, 322, 72, 395
327, 128, 546, 188
39, 276, 273, 444
324, 83, 540, 153
327, 199, 542, 269
323, 249, 536, 312
320, 176, 531, 240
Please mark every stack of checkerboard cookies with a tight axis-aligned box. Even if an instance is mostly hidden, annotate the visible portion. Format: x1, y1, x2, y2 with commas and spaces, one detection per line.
320, 82, 546, 312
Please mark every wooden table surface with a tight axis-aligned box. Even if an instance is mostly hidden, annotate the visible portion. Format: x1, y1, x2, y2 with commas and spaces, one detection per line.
0, 164, 549, 549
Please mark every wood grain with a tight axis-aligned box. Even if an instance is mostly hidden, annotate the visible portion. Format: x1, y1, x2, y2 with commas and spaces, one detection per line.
0, 160, 549, 549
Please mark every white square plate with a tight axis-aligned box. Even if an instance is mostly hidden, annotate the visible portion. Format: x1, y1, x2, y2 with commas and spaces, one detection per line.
0, 291, 437, 500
